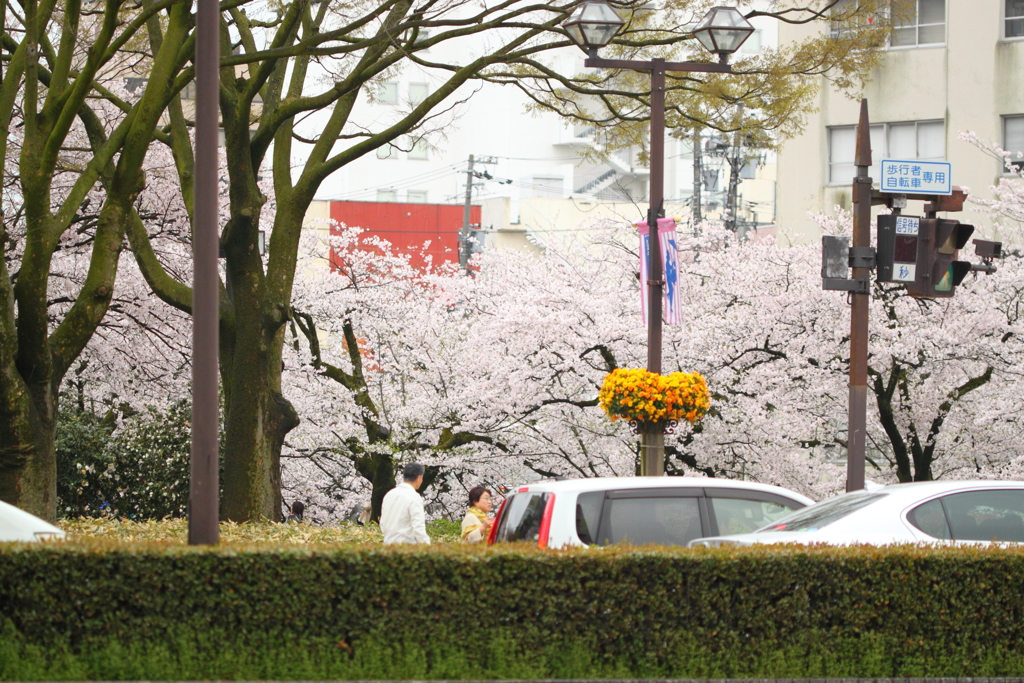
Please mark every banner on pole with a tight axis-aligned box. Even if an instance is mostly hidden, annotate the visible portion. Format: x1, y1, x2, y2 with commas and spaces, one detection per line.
638, 221, 650, 324
637, 217, 682, 325
660, 219, 682, 325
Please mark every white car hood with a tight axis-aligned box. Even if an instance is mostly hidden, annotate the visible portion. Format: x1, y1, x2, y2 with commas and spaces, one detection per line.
0, 500, 66, 542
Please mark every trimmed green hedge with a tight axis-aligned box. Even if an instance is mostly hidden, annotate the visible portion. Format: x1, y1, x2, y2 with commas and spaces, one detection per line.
3, 541, 1024, 679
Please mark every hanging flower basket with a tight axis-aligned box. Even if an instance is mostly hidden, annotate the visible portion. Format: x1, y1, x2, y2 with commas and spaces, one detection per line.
598, 368, 710, 431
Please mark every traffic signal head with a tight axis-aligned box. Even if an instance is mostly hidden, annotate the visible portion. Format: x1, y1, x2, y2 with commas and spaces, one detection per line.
905, 218, 974, 298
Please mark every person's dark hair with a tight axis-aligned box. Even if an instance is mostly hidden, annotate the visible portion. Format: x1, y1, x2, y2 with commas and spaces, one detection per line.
468, 486, 491, 506
291, 501, 305, 520
402, 463, 425, 482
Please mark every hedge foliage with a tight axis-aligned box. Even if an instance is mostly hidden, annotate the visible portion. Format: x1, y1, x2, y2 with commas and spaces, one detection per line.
55, 517, 462, 544
3, 542, 1024, 679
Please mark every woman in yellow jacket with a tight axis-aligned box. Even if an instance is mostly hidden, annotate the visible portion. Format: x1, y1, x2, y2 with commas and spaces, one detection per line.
461, 487, 493, 543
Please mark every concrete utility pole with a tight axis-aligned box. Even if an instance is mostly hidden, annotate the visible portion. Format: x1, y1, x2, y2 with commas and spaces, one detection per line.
847, 99, 872, 493
460, 154, 475, 271
189, 0, 220, 545
725, 105, 744, 235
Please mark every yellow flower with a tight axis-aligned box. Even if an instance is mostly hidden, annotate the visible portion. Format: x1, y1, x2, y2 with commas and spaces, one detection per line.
598, 368, 709, 426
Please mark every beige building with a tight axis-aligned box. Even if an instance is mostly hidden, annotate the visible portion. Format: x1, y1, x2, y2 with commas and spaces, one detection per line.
776, 1, 1024, 245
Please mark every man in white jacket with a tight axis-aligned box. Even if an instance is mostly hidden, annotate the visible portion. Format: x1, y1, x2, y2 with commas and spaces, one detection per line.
380, 463, 430, 545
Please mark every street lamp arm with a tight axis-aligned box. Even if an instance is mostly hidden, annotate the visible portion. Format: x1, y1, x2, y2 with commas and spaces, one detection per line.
584, 57, 732, 74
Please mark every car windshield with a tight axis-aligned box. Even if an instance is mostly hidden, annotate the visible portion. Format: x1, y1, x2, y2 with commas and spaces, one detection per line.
756, 492, 887, 533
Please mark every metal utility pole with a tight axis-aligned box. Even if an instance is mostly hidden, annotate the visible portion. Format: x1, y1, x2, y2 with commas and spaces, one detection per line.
847, 99, 872, 493
460, 154, 474, 271
189, 0, 220, 545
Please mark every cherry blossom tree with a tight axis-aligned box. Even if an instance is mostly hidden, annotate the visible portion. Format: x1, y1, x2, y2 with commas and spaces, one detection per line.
273, 192, 1024, 522
0, 0, 197, 519
113, 0, 901, 522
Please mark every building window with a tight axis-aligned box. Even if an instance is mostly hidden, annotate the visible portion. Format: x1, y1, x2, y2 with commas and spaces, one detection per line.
1003, 116, 1024, 170
376, 143, 396, 160
378, 82, 398, 105
887, 120, 944, 160
829, 0, 885, 42
407, 190, 428, 203
1007, 0, 1024, 39
891, 0, 945, 48
828, 120, 944, 184
739, 29, 761, 54
377, 190, 397, 202
408, 137, 429, 160
408, 83, 429, 106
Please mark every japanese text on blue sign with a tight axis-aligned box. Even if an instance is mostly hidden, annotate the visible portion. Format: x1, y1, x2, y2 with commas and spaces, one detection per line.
880, 159, 952, 195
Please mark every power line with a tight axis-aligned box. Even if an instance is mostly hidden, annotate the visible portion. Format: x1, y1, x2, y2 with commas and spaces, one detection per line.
491, 155, 585, 162
319, 163, 462, 201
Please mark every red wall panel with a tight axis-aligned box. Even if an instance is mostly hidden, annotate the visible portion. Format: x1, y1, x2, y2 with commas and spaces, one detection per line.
329, 201, 481, 272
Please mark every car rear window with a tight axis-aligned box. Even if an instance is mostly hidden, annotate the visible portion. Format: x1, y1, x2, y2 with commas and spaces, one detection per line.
940, 490, 1024, 542
906, 498, 951, 539
758, 492, 886, 533
494, 492, 551, 543
600, 496, 702, 546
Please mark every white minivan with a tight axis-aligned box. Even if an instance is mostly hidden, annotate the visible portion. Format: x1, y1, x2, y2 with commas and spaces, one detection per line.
487, 477, 814, 549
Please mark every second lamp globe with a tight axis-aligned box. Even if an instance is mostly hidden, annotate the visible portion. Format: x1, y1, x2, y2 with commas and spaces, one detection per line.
562, 2, 754, 58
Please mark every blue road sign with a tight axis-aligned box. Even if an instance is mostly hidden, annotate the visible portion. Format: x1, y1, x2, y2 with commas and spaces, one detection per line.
879, 159, 952, 195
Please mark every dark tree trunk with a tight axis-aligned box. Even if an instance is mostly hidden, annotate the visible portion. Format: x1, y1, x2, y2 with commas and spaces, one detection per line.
0, 381, 57, 520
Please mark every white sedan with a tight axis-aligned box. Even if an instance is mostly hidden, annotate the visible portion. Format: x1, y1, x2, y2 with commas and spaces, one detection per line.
690, 480, 1024, 548
0, 500, 66, 542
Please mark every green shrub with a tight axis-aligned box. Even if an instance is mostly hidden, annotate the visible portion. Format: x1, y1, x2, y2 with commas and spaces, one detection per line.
55, 401, 199, 520
98, 401, 193, 519
55, 409, 116, 518
3, 542, 1024, 679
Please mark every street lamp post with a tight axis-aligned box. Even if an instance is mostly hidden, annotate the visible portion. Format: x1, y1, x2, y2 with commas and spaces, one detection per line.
563, 3, 753, 476
189, 0, 220, 545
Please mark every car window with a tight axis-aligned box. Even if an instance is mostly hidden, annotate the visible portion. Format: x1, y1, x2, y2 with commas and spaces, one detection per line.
494, 492, 550, 543
575, 491, 604, 545
940, 490, 1024, 542
758, 492, 886, 533
710, 497, 799, 535
600, 496, 702, 546
906, 498, 951, 539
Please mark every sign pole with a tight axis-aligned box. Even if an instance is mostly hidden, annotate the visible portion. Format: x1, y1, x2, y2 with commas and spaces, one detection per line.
847, 99, 871, 493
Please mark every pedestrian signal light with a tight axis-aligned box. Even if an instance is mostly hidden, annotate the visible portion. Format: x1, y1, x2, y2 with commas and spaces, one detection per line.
876, 214, 921, 284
